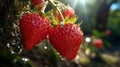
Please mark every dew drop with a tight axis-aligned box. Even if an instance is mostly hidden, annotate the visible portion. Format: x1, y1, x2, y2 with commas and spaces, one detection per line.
44, 46, 48, 50
8, 44, 22, 54
22, 58, 29, 62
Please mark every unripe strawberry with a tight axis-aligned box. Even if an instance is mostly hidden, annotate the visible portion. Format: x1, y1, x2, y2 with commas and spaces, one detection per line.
49, 24, 83, 60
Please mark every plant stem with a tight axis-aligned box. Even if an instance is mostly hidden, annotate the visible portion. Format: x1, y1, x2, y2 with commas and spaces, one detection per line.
48, 0, 65, 26
41, 1, 48, 13
78, 21, 83, 26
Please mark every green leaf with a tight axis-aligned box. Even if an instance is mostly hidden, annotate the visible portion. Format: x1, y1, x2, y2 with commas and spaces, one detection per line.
64, 16, 70, 22
49, 45, 61, 64
104, 40, 112, 48
89, 44, 97, 52
33, 5, 40, 11
65, 16, 78, 24
92, 29, 102, 38
45, 9, 53, 17
92, 29, 105, 38
51, 16, 59, 25
70, 16, 78, 23
46, 10, 60, 25
33, 2, 44, 12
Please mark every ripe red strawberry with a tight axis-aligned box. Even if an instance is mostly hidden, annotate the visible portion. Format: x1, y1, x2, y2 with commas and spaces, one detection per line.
49, 24, 83, 60
57, 6, 75, 21
19, 13, 50, 50
93, 39, 103, 48
105, 30, 111, 36
31, 0, 44, 10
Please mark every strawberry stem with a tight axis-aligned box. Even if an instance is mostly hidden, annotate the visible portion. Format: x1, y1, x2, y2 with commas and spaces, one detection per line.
41, 1, 48, 13
54, 1, 66, 9
48, 0, 65, 26
78, 21, 83, 26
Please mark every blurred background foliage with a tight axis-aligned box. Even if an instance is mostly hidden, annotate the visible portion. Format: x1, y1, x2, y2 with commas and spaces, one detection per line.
0, 0, 120, 67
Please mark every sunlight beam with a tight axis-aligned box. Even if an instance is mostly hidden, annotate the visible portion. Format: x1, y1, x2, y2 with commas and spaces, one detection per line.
80, 0, 86, 6
73, 0, 78, 9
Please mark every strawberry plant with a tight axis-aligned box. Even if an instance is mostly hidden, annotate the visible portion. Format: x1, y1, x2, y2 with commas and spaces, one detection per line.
18, 0, 83, 60
0, 0, 84, 66
2, 0, 119, 67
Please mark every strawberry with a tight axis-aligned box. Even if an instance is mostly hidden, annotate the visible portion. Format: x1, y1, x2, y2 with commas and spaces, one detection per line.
93, 39, 103, 48
57, 6, 75, 21
19, 13, 50, 50
31, 0, 44, 11
49, 24, 83, 60
105, 29, 111, 36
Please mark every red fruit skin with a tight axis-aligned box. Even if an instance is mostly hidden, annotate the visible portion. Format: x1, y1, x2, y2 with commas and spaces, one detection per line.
19, 13, 50, 50
93, 39, 103, 48
105, 30, 111, 36
57, 6, 75, 21
31, 0, 44, 10
49, 24, 83, 60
